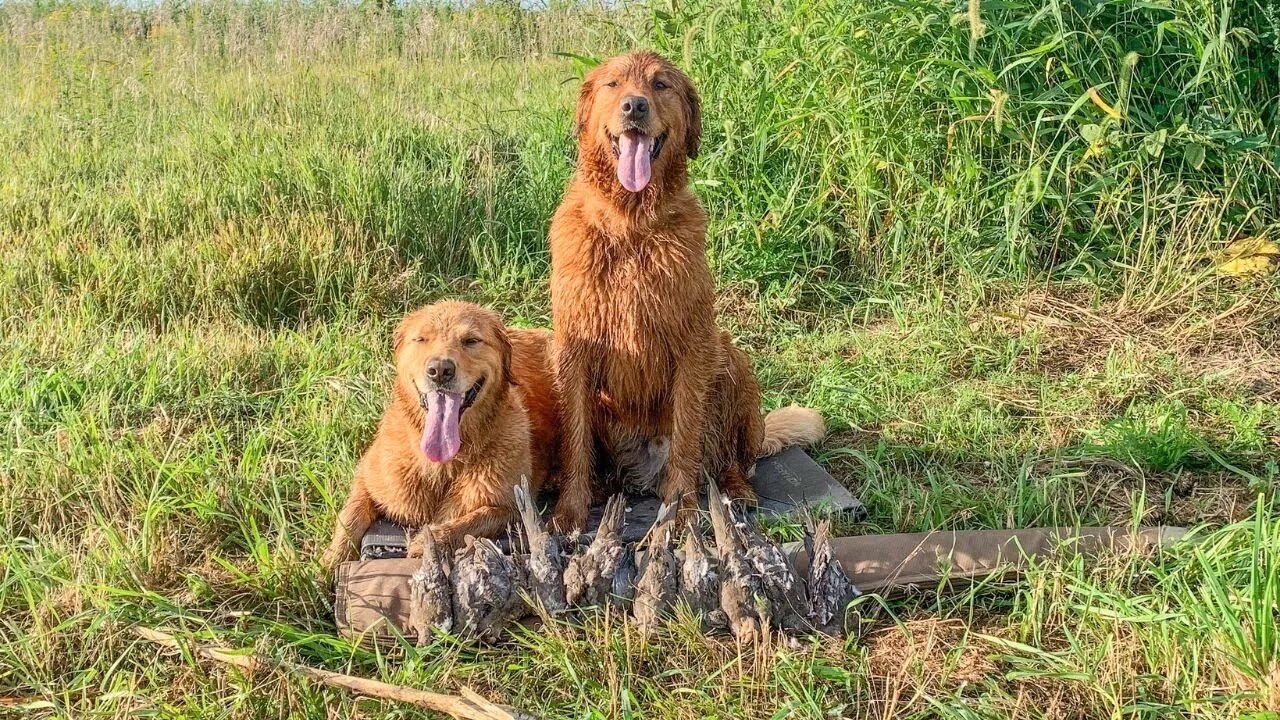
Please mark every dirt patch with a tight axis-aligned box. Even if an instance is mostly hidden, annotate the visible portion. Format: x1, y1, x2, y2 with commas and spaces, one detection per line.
984, 285, 1280, 398
1031, 457, 1261, 526
864, 617, 998, 691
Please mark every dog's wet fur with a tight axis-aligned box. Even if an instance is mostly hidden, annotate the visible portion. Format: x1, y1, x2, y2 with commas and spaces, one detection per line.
322, 301, 559, 568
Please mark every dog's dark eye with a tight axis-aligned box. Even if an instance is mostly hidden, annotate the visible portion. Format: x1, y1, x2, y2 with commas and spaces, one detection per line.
463, 336, 482, 347
412, 336, 426, 343
654, 79, 669, 90
605, 80, 618, 88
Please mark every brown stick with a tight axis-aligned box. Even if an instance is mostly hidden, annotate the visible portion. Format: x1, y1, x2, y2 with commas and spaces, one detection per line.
135, 627, 536, 720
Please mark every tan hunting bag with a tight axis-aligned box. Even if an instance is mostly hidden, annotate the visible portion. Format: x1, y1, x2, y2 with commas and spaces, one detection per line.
334, 525, 1186, 641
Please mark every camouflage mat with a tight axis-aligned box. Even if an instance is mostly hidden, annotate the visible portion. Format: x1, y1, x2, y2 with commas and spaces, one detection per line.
360, 447, 866, 558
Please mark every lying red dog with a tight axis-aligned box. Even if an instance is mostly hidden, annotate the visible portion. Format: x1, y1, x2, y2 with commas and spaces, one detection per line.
322, 301, 558, 567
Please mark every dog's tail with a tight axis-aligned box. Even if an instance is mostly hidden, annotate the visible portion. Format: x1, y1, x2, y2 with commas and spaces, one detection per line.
759, 405, 826, 457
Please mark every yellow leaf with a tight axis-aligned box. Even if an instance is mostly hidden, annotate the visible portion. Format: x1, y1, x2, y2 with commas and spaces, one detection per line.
1214, 237, 1277, 277
1216, 256, 1275, 278
774, 59, 800, 79
1087, 87, 1122, 120
1219, 236, 1279, 261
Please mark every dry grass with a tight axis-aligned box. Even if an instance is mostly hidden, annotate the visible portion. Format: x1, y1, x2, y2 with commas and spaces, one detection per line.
994, 284, 1280, 399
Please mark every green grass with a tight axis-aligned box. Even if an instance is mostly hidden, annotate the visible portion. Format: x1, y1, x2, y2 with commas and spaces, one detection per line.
1, 0, 1278, 717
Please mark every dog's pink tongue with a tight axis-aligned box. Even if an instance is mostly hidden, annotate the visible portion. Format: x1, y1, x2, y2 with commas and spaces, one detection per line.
616, 131, 653, 192
421, 390, 463, 463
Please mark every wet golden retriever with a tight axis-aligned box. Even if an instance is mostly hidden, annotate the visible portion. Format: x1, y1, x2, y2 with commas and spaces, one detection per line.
548, 51, 824, 531
322, 301, 558, 568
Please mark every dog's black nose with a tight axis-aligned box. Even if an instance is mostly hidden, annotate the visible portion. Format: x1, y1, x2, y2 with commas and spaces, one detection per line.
620, 95, 649, 121
426, 358, 456, 384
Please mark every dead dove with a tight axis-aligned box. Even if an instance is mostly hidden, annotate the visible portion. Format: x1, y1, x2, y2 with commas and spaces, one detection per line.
735, 502, 809, 632
513, 479, 568, 616
707, 482, 768, 642
632, 504, 679, 633
609, 541, 637, 610
678, 520, 722, 628
563, 494, 630, 608
407, 528, 453, 644
451, 535, 525, 642
804, 517, 861, 635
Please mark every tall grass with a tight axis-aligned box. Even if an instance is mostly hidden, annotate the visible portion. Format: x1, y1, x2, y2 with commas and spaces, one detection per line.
1, 1, 629, 328
3, 0, 1276, 319
650, 0, 1279, 293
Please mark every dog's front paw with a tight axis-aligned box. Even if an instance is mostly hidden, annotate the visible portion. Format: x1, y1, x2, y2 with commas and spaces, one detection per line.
408, 526, 457, 558
319, 540, 353, 571
551, 501, 588, 535
316, 544, 351, 590
717, 474, 758, 506
677, 499, 700, 528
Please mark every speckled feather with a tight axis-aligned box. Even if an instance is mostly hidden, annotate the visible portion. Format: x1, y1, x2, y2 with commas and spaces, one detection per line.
805, 518, 861, 635
707, 483, 768, 642
632, 504, 679, 632
407, 529, 453, 644
513, 480, 568, 616
736, 515, 809, 632
678, 521, 721, 627
563, 494, 631, 607
451, 536, 526, 642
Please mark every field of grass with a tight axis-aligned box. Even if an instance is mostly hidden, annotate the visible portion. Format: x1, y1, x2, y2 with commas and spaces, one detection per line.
2, 0, 1278, 717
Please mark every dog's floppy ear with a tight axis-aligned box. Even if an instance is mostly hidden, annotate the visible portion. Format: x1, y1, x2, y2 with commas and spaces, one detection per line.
392, 307, 426, 355
681, 71, 703, 160
494, 326, 517, 388
573, 64, 604, 141
391, 316, 409, 354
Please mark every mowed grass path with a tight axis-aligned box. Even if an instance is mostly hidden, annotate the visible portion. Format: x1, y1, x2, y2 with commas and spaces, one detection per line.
2, 3, 1278, 718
